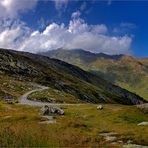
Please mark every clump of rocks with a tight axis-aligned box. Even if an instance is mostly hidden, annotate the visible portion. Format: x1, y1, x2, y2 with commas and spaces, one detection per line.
41, 105, 64, 115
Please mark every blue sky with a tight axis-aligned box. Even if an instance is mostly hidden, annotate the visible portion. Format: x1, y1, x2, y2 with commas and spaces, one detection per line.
0, 0, 148, 57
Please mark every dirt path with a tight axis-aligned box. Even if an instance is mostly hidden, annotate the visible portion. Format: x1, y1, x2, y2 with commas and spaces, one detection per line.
19, 86, 84, 107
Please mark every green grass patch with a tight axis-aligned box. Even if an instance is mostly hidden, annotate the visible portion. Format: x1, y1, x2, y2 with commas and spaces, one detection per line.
0, 104, 148, 147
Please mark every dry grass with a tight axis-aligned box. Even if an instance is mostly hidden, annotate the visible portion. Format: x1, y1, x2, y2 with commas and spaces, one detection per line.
0, 103, 147, 147
0, 74, 39, 99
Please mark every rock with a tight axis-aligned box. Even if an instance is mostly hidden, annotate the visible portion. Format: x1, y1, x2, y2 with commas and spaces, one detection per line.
127, 140, 133, 144
47, 98, 56, 103
137, 103, 148, 114
97, 104, 103, 110
123, 144, 148, 148
39, 120, 56, 124
117, 140, 123, 144
104, 136, 117, 142
41, 105, 50, 115
39, 116, 56, 124
41, 105, 64, 115
99, 132, 118, 142
137, 122, 148, 126
55, 108, 64, 115
99, 132, 117, 136
111, 142, 118, 145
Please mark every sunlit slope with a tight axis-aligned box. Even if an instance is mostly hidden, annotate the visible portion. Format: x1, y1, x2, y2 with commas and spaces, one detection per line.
0, 48, 146, 104
44, 49, 148, 100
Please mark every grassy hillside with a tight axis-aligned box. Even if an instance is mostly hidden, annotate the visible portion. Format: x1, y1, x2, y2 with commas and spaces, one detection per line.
0, 103, 147, 147
0, 48, 146, 104
0, 74, 38, 101
44, 49, 148, 100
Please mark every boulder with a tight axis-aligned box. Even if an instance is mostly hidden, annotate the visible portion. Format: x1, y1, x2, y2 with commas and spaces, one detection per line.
41, 105, 64, 115
97, 104, 103, 110
47, 98, 56, 103
137, 122, 148, 126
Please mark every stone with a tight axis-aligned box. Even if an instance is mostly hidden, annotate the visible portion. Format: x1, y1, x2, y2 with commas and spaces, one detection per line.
99, 132, 118, 142
123, 144, 148, 148
104, 136, 117, 142
137, 103, 148, 114
42, 105, 50, 115
39, 116, 56, 124
117, 140, 123, 144
41, 105, 64, 115
127, 140, 133, 144
39, 120, 56, 124
47, 98, 56, 103
97, 104, 103, 110
137, 122, 148, 126
99, 132, 117, 136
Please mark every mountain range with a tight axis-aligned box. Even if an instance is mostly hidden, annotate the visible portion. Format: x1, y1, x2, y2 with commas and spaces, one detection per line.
40, 48, 148, 101
0, 48, 146, 105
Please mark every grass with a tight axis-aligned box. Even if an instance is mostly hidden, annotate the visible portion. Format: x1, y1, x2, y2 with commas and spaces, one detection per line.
28, 88, 85, 104
0, 74, 40, 100
1, 49, 145, 105
118, 77, 148, 101
0, 103, 147, 147
50, 50, 148, 101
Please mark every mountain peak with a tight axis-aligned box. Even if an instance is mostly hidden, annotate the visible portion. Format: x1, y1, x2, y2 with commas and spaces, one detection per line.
40, 48, 128, 61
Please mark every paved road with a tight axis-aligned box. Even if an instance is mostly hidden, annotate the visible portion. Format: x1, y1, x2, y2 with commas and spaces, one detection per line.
19, 86, 84, 107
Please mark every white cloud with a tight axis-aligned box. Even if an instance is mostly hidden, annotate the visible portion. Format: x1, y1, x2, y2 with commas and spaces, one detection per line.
91, 24, 108, 34
0, 12, 132, 55
0, 0, 37, 18
0, 19, 30, 50
71, 11, 81, 19
54, 0, 68, 11
113, 22, 137, 34
120, 22, 137, 29
80, 2, 87, 11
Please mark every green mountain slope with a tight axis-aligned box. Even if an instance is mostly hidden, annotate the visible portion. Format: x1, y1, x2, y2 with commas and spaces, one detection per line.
0, 48, 146, 105
42, 49, 148, 100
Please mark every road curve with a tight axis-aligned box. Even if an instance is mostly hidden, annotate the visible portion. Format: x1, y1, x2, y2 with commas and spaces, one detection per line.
19, 86, 84, 107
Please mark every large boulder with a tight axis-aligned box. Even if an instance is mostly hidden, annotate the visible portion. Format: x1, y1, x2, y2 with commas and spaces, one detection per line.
41, 105, 64, 115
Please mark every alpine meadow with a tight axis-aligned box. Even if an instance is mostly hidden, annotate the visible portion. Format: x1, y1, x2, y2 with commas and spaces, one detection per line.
0, 1, 148, 147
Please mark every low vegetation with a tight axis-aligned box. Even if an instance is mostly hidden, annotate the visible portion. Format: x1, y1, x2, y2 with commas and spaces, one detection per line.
45, 49, 148, 101
0, 74, 39, 100
0, 103, 147, 147
28, 88, 84, 104
0, 48, 146, 105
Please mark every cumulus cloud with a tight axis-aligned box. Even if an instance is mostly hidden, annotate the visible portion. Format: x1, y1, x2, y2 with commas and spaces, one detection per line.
0, 0, 38, 18
0, 12, 132, 54
0, 19, 31, 49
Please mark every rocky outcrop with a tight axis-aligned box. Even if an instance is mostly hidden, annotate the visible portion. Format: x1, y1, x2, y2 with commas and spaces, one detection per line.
41, 105, 64, 115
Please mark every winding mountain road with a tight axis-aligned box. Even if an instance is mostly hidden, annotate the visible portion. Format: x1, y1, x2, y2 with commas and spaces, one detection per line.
19, 86, 83, 107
